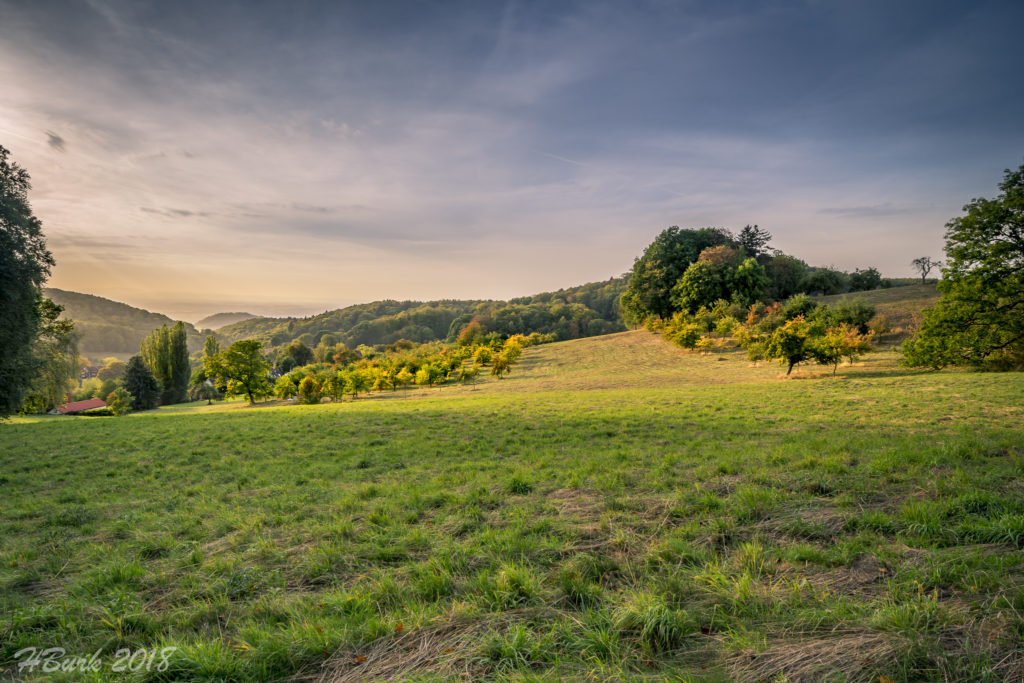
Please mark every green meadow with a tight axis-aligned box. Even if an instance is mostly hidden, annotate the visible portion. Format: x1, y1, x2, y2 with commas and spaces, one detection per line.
2, 330, 1023, 681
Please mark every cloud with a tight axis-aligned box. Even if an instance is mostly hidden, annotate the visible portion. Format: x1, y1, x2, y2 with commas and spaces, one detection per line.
1, 0, 1020, 316
45, 130, 66, 151
140, 207, 210, 218
818, 204, 914, 218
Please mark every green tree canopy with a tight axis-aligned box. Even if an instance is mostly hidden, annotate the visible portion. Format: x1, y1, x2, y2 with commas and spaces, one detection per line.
904, 164, 1024, 369
19, 299, 80, 413
0, 145, 56, 417
123, 355, 161, 411
141, 322, 190, 405
621, 226, 734, 323
210, 340, 272, 404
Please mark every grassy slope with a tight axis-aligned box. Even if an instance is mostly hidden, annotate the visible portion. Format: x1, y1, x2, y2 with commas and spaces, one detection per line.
818, 284, 941, 343
2, 331, 1024, 681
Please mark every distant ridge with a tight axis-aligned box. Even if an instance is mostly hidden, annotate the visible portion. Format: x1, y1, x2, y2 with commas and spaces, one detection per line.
44, 288, 203, 356
195, 312, 257, 330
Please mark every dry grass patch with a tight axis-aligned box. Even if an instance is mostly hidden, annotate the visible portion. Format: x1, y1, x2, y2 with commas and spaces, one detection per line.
729, 630, 908, 682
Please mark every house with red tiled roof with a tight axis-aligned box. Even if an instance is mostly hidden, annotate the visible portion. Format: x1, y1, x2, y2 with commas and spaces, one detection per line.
57, 398, 107, 414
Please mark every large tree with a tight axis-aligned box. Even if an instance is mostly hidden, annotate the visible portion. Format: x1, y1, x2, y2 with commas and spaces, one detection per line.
620, 226, 734, 322
0, 145, 56, 417
19, 299, 80, 413
904, 164, 1024, 369
209, 340, 272, 404
140, 322, 190, 404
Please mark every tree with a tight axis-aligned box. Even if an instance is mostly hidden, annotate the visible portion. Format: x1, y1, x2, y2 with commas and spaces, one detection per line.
395, 367, 414, 391
491, 351, 513, 378
621, 226, 734, 323
0, 145, 57, 417
849, 267, 883, 292
106, 387, 133, 416
729, 258, 770, 306
123, 355, 161, 410
297, 376, 321, 404
904, 164, 1024, 369
209, 340, 272, 404
763, 316, 816, 375
284, 340, 314, 368
672, 260, 727, 313
19, 299, 80, 413
764, 254, 808, 301
911, 256, 941, 284
140, 322, 190, 404
801, 267, 849, 295
737, 224, 772, 258
816, 324, 873, 376
274, 375, 298, 399
97, 359, 127, 382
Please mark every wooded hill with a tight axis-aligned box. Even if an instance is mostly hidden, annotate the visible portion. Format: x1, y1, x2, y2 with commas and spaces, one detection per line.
44, 288, 204, 355
215, 277, 629, 349
194, 312, 257, 330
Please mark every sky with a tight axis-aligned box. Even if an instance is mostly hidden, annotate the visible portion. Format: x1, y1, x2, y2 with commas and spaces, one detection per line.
2, 0, 1023, 322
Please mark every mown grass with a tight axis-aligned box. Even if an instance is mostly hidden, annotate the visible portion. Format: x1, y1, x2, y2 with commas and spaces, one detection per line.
2, 330, 1023, 681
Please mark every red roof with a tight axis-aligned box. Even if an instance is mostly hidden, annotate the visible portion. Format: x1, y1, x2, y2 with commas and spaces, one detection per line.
58, 398, 107, 414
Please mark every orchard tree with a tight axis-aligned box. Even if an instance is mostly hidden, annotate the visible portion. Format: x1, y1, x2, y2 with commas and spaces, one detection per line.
491, 351, 513, 378
763, 316, 816, 375
274, 375, 298, 399
0, 145, 58, 417
904, 164, 1024, 369
817, 324, 873, 375
395, 367, 414, 391
297, 376, 320, 404
210, 340, 272, 404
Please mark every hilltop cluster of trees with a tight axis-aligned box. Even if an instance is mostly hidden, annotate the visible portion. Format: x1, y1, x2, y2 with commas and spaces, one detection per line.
621, 225, 893, 326
655, 294, 879, 375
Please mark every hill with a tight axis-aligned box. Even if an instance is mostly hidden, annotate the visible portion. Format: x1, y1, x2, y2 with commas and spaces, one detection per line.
44, 288, 204, 357
194, 311, 257, 330
817, 283, 940, 343
3, 330, 1022, 680
216, 277, 628, 349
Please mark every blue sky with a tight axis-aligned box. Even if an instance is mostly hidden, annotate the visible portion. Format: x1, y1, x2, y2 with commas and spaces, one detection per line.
1, 0, 1022, 320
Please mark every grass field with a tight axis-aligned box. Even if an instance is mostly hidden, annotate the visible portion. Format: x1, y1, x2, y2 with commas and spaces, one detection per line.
2, 330, 1023, 681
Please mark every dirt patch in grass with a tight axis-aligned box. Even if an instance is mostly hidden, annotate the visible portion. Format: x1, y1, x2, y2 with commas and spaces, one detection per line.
729, 630, 908, 682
